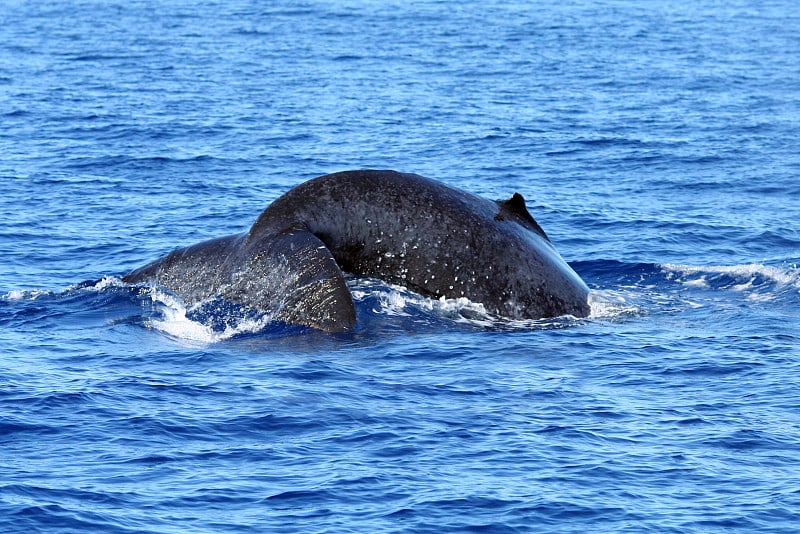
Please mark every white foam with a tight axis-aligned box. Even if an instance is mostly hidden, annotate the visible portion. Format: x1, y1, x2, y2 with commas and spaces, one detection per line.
588, 289, 642, 319
351, 279, 493, 323
351, 279, 592, 329
661, 262, 799, 304
661, 263, 799, 286
149, 296, 216, 344
143, 288, 272, 344
682, 276, 709, 289
87, 276, 126, 291
1, 288, 51, 301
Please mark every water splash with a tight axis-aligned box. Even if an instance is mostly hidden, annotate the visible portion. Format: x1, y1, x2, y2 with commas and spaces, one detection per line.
587, 289, 643, 319
139, 287, 274, 344
1, 288, 53, 301
661, 263, 800, 303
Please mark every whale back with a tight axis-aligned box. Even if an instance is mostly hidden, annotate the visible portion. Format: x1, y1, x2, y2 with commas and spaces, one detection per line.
251, 170, 589, 321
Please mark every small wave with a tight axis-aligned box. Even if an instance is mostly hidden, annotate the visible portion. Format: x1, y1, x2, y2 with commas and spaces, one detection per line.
580, 260, 799, 314
660, 262, 799, 302
2, 277, 131, 303
662, 262, 799, 285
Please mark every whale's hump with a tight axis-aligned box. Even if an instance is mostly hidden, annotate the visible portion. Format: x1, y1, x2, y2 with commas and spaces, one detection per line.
495, 193, 549, 241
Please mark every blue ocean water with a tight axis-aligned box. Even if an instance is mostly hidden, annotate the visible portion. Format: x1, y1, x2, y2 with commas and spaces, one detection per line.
2, 0, 799, 531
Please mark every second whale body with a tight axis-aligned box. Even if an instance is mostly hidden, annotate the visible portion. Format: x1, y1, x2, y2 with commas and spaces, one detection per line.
124, 170, 590, 331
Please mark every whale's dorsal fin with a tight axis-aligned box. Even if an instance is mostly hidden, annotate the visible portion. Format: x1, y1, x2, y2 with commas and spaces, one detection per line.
495, 193, 549, 241
226, 226, 356, 332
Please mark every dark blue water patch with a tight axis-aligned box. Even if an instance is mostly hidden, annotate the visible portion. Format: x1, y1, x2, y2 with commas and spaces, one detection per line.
704, 429, 800, 452
63, 154, 219, 171
66, 53, 147, 63
754, 230, 800, 251
658, 360, 764, 378
0, 282, 142, 331
0, 419, 60, 442
404, 499, 628, 532
4, 503, 135, 534
182, 297, 269, 333
572, 260, 663, 286
1, 108, 30, 118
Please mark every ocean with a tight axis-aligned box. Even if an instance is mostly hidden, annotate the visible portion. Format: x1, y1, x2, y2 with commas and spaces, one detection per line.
1, 0, 799, 532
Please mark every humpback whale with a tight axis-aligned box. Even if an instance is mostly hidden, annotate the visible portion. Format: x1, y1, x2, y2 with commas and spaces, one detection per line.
124, 170, 590, 332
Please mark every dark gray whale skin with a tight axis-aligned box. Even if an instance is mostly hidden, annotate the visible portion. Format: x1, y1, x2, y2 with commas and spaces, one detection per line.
123, 170, 590, 332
